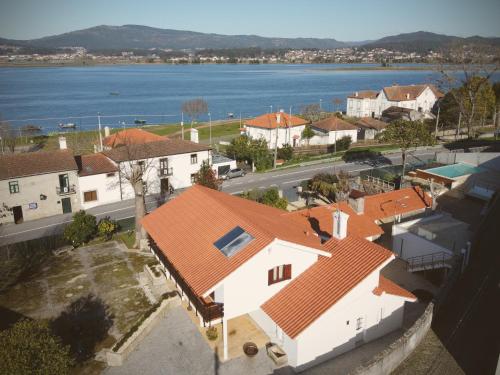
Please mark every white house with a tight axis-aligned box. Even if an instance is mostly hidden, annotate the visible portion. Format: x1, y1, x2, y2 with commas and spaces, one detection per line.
347, 84, 443, 118
309, 116, 358, 145
244, 111, 310, 149
212, 153, 237, 178
142, 185, 418, 369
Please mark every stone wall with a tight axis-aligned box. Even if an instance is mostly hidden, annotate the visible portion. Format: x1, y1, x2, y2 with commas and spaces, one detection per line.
349, 302, 434, 375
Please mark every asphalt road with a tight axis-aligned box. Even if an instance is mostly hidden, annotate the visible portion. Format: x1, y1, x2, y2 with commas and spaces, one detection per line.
0, 148, 439, 246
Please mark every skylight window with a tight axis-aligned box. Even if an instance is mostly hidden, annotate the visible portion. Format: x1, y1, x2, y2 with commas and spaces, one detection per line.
214, 226, 254, 257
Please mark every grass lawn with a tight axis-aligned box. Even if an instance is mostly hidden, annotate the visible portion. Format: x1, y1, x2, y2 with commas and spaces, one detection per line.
117, 231, 136, 249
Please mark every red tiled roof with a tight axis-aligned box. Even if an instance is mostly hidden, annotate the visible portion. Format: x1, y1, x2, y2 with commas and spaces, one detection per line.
382, 84, 443, 102
347, 90, 378, 99
285, 202, 383, 240
103, 128, 166, 148
0, 150, 77, 180
142, 185, 324, 296
355, 117, 387, 131
261, 236, 393, 339
373, 275, 416, 300
76, 153, 118, 177
312, 117, 358, 132
245, 113, 309, 129
364, 187, 432, 221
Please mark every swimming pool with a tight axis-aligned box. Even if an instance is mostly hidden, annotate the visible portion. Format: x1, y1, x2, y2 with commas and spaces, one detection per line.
424, 163, 482, 179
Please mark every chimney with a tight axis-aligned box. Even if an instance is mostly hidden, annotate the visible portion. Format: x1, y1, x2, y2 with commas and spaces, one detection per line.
406, 93, 410, 99
190, 128, 199, 143
104, 126, 110, 137
332, 209, 349, 240
355, 91, 359, 97
348, 190, 365, 215
58, 136, 67, 150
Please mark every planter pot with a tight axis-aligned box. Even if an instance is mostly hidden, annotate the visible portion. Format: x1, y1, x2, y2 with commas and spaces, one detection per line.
243, 342, 258, 357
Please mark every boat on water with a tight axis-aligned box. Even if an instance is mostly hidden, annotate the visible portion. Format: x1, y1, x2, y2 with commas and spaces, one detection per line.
109, 92, 120, 96
21, 124, 42, 133
134, 119, 147, 125
227, 112, 234, 118
59, 122, 77, 129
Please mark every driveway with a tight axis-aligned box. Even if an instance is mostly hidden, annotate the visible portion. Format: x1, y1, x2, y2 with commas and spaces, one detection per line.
105, 306, 286, 375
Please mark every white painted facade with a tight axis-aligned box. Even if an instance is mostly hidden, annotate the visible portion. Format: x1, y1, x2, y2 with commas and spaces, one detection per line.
347, 96, 377, 118
245, 125, 306, 149
309, 128, 358, 146
78, 171, 121, 210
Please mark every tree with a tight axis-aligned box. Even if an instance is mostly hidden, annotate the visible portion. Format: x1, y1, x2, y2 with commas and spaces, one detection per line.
97, 217, 118, 240
377, 120, 434, 186
194, 160, 221, 190
63, 211, 97, 247
0, 319, 73, 375
301, 125, 315, 147
226, 135, 272, 171
277, 143, 293, 161
332, 98, 343, 113
260, 188, 288, 210
181, 98, 208, 128
51, 294, 113, 363
0, 119, 17, 153
335, 135, 352, 152
301, 104, 321, 122
309, 173, 338, 203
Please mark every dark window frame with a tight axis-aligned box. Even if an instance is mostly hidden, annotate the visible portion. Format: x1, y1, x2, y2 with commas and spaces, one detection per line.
9, 180, 20, 194
83, 190, 98, 202
268, 264, 292, 286
190, 153, 198, 164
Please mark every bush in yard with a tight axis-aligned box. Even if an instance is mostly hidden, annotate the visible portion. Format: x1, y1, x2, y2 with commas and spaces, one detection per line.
261, 188, 288, 210
206, 326, 218, 341
0, 319, 73, 375
277, 143, 293, 161
335, 135, 352, 152
63, 211, 97, 247
97, 217, 118, 240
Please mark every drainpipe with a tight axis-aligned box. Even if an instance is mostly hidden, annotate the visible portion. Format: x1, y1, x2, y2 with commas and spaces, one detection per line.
223, 317, 228, 360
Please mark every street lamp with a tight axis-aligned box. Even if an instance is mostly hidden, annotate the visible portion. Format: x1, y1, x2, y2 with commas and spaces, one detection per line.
270, 105, 273, 114
208, 112, 212, 146
319, 98, 323, 111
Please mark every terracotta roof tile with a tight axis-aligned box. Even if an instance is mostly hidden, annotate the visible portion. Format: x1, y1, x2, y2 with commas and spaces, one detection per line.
364, 187, 432, 221
355, 117, 387, 131
142, 185, 323, 296
0, 150, 78, 180
373, 275, 416, 300
76, 153, 118, 177
312, 117, 358, 132
382, 84, 443, 101
103, 128, 166, 148
261, 236, 394, 339
245, 113, 308, 129
104, 139, 211, 162
347, 90, 378, 99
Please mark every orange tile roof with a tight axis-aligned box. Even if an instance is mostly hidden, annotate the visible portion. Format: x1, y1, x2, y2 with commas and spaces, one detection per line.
364, 187, 432, 221
382, 84, 443, 102
373, 275, 416, 300
355, 117, 387, 131
76, 153, 118, 177
285, 202, 383, 240
312, 117, 359, 132
103, 128, 166, 148
261, 236, 394, 339
142, 185, 324, 296
245, 113, 309, 129
347, 90, 378, 99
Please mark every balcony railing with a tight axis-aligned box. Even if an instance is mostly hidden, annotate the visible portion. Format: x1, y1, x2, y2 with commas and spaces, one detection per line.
56, 184, 76, 195
158, 167, 173, 178
149, 236, 224, 324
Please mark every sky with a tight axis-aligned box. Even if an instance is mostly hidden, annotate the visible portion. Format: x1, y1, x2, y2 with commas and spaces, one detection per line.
1, 0, 500, 41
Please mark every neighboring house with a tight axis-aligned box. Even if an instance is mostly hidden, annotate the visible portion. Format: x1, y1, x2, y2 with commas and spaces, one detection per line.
244, 111, 309, 149
347, 84, 443, 119
142, 185, 417, 369
75, 153, 120, 210
103, 139, 211, 199
0, 142, 80, 224
102, 128, 166, 150
355, 117, 387, 140
381, 106, 426, 122
309, 116, 358, 145
346, 91, 378, 118
212, 153, 237, 178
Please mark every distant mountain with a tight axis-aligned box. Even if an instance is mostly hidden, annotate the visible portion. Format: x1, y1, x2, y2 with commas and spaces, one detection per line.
362, 31, 500, 52
0, 25, 349, 51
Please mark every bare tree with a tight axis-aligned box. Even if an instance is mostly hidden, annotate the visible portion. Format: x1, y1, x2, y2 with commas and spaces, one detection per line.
332, 98, 343, 113
0, 119, 17, 153
436, 46, 498, 138
181, 98, 208, 128
301, 104, 321, 122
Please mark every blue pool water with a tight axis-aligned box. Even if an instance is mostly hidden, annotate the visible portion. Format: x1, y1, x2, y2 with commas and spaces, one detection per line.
424, 163, 482, 178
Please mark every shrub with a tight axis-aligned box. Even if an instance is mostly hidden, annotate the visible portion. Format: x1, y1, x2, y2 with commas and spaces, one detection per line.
277, 144, 293, 161
206, 326, 218, 341
261, 188, 288, 210
342, 149, 381, 162
63, 211, 97, 247
335, 135, 352, 152
98, 217, 118, 240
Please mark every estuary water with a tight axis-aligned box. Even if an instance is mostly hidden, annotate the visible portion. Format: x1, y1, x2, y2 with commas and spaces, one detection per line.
0, 63, 443, 133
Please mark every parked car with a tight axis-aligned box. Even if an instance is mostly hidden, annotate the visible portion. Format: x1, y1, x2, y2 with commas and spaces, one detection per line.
223, 168, 246, 179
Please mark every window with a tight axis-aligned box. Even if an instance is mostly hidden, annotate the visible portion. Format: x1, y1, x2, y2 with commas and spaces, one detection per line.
214, 226, 254, 257
190, 153, 198, 164
9, 181, 20, 194
190, 173, 197, 184
268, 264, 292, 285
106, 172, 115, 178
83, 190, 98, 202
356, 317, 363, 331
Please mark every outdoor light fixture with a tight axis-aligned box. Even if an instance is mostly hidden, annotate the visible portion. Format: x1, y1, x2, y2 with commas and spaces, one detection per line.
40, 194, 47, 200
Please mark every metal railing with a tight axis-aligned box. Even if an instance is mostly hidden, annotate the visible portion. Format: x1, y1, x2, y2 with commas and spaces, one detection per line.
56, 184, 76, 195
158, 167, 173, 177
406, 251, 451, 272
364, 175, 395, 191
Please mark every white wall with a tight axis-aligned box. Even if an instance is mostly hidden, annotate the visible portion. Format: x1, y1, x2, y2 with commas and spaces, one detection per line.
246, 126, 306, 149
309, 129, 358, 146
347, 98, 376, 118
212, 160, 237, 178
79, 172, 121, 210
210, 239, 320, 320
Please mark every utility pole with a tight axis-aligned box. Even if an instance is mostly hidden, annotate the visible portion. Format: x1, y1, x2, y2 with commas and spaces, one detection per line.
434, 105, 440, 139
181, 112, 184, 140
208, 112, 212, 146
457, 112, 462, 140
273, 110, 282, 169
270, 105, 273, 114
97, 112, 103, 152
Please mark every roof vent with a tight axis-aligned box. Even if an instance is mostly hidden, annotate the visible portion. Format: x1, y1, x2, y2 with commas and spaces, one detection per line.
58, 136, 67, 150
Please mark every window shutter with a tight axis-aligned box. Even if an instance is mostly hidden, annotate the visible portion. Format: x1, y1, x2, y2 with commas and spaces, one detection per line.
268, 269, 274, 285
284, 264, 292, 280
